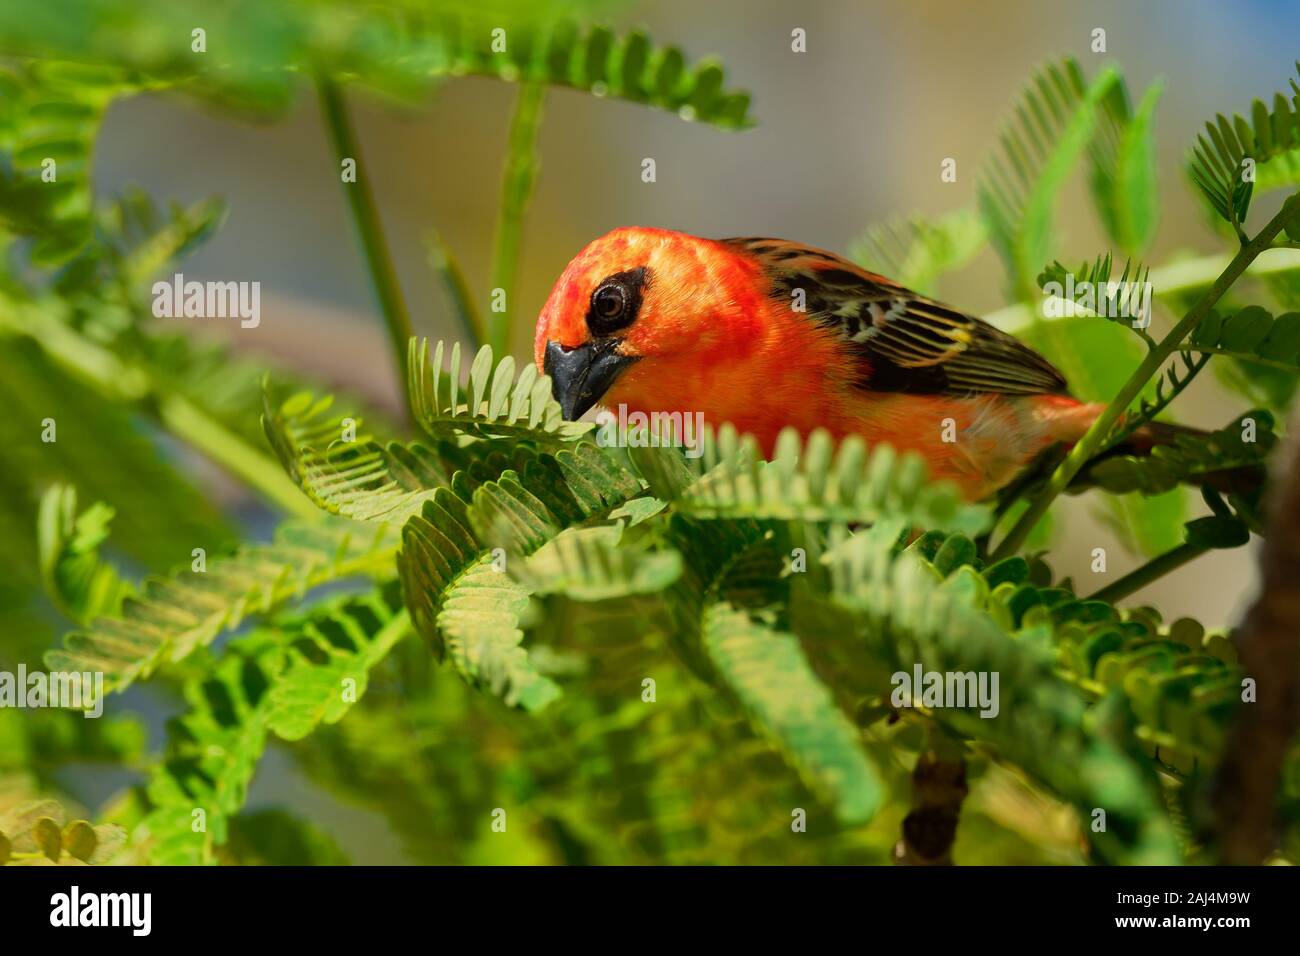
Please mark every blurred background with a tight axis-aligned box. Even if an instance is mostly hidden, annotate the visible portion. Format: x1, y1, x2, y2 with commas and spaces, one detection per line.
7, 0, 1299, 863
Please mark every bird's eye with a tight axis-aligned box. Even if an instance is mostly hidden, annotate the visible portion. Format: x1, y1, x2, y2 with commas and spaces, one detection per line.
585, 267, 648, 336
592, 284, 626, 320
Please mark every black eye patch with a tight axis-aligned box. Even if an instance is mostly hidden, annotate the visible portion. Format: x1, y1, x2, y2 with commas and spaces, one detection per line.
586, 267, 650, 337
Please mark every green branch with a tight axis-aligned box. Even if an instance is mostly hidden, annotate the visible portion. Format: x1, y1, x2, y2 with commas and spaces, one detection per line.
993, 195, 1300, 560
487, 82, 547, 358
316, 76, 415, 383
0, 307, 319, 520
1085, 542, 1208, 604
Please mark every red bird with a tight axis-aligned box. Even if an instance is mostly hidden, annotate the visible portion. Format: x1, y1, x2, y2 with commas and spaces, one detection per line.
534, 226, 1108, 500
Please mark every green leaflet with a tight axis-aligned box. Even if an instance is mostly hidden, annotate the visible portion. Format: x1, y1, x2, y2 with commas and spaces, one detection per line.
1038, 254, 1154, 335
514, 525, 682, 601
0, 60, 129, 265
870, 527, 1246, 772
437, 557, 560, 712
0, 798, 125, 865
0, 3, 755, 128
847, 208, 987, 297
628, 425, 991, 535
1187, 63, 1300, 226
138, 645, 272, 865
263, 387, 456, 524
1090, 80, 1163, 255
398, 443, 645, 711
36, 484, 134, 625
407, 338, 590, 446
821, 528, 1182, 864
978, 58, 1126, 297
46, 519, 400, 692
399, 484, 561, 711
138, 589, 410, 863
1191, 305, 1300, 372
1086, 410, 1275, 496
702, 603, 883, 825
265, 594, 412, 741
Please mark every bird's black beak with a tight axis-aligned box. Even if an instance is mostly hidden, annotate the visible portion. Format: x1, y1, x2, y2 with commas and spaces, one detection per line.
544, 339, 639, 421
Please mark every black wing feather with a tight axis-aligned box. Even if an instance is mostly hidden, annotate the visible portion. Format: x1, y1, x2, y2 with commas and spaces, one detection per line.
725, 236, 1070, 397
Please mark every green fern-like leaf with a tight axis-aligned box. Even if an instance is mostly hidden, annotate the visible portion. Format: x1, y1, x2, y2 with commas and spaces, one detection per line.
818, 524, 1181, 863
399, 446, 644, 709
883, 528, 1246, 773
847, 208, 986, 296
407, 338, 590, 446
1189, 305, 1300, 371
1038, 254, 1154, 338
977, 57, 1126, 294
1187, 63, 1300, 226
36, 484, 134, 625
46, 519, 399, 692
437, 556, 560, 712
399, 484, 562, 712
628, 425, 990, 535
0, 4, 755, 128
513, 525, 682, 601
263, 387, 456, 523
138, 587, 409, 863
265, 590, 412, 741
1087, 410, 1275, 495
440, 19, 753, 128
702, 602, 883, 825
94, 188, 228, 292
137, 646, 271, 864
0, 60, 129, 264
1089, 79, 1163, 254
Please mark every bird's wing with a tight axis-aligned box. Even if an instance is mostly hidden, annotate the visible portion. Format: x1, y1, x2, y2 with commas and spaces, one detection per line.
723, 237, 1069, 396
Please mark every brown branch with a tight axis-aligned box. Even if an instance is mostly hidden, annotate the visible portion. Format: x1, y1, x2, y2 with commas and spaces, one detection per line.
1212, 407, 1300, 864
895, 751, 967, 865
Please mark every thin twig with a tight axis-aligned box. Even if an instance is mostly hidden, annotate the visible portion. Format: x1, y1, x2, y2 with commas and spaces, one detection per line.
1085, 542, 1208, 604
316, 76, 415, 384
487, 82, 546, 358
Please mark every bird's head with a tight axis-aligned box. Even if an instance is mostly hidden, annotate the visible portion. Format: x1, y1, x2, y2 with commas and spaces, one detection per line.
534, 227, 770, 421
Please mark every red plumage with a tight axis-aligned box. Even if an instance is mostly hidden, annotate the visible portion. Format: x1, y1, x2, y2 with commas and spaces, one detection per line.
535, 227, 1108, 500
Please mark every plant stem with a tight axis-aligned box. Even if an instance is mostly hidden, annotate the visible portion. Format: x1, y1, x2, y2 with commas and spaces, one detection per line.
993, 196, 1300, 561
1085, 542, 1208, 604
487, 82, 546, 358
1177, 346, 1300, 374
157, 393, 320, 519
0, 307, 320, 520
316, 76, 415, 383
425, 231, 486, 347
